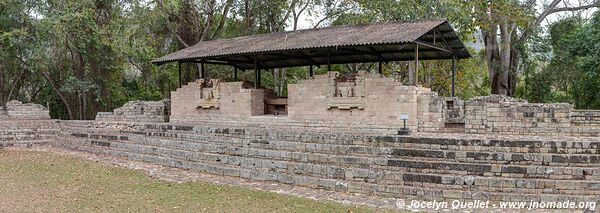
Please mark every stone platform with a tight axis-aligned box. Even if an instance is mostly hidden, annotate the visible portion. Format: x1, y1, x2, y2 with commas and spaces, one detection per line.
51, 120, 600, 204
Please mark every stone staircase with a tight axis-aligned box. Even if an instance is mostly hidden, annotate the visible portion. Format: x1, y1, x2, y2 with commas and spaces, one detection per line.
57, 120, 600, 203
0, 120, 59, 148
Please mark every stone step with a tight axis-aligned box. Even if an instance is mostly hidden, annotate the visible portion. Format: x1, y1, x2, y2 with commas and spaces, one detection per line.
0, 139, 53, 148
63, 131, 600, 184
139, 125, 600, 157
61, 124, 600, 169
57, 136, 600, 200
139, 129, 600, 167
49, 120, 600, 204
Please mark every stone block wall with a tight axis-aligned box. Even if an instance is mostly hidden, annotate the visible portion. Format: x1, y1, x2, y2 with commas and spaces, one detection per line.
288, 71, 444, 131
96, 99, 170, 122
170, 80, 264, 122
417, 91, 445, 132
0, 100, 57, 147
465, 95, 573, 135
444, 97, 465, 124
571, 110, 600, 127
55, 121, 600, 204
4, 100, 50, 120
0, 120, 59, 148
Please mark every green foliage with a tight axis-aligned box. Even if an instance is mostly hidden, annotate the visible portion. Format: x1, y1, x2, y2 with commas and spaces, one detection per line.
3, 0, 598, 119
518, 12, 600, 109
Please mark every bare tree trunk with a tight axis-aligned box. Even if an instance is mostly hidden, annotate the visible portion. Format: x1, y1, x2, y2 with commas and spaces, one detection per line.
42, 71, 74, 120
6, 69, 25, 103
498, 22, 513, 95
82, 91, 87, 120
483, 25, 501, 95
200, 0, 215, 41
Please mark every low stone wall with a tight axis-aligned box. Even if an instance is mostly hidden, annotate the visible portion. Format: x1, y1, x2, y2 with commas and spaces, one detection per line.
170, 80, 264, 122
444, 97, 465, 124
96, 99, 170, 122
0, 120, 59, 148
571, 110, 600, 127
463, 95, 595, 136
52, 120, 600, 203
4, 100, 51, 120
2, 96, 600, 206
417, 91, 445, 132
288, 71, 444, 131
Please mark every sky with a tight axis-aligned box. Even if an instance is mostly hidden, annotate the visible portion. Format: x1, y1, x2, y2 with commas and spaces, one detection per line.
288, 0, 598, 31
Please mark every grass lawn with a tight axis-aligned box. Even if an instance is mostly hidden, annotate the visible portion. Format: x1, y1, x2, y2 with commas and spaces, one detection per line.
0, 150, 391, 212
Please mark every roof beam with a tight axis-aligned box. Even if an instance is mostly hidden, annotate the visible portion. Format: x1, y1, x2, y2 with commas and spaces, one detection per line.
233, 54, 458, 70
240, 47, 450, 65
413, 41, 453, 54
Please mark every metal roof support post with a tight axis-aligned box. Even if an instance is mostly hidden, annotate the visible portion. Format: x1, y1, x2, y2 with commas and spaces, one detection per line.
327, 50, 331, 71
309, 65, 313, 77
234, 67, 238, 81
200, 61, 205, 79
254, 56, 258, 88
258, 68, 262, 86
452, 55, 456, 97
378, 55, 383, 74
414, 44, 419, 86
178, 61, 182, 88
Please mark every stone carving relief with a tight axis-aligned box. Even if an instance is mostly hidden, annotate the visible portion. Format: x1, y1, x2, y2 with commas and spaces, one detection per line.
197, 79, 221, 109
326, 71, 367, 110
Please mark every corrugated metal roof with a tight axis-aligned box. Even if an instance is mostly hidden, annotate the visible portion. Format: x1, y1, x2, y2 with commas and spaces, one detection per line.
152, 19, 470, 67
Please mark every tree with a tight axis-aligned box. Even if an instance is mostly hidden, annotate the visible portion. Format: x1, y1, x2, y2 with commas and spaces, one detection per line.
467, 0, 599, 96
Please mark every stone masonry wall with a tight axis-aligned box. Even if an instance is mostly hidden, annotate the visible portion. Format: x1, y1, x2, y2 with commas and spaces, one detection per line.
571, 110, 600, 127
0, 100, 57, 147
417, 91, 445, 132
170, 80, 264, 122
4, 100, 51, 120
0, 120, 59, 148
444, 97, 465, 124
96, 99, 170, 122
288, 71, 444, 131
464, 95, 600, 136
54, 121, 600, 204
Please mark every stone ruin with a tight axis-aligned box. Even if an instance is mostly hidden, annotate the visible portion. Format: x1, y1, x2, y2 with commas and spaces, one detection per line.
287, 71, 445, 132
95, 99, 170, 122
196, 79, 221, 109
1, 100, 51, 120
571, 109, 600, 127
464, 95, 600, 136
3, 76, 600, 208
0, 100, 55, 148
443, 96, 465, 124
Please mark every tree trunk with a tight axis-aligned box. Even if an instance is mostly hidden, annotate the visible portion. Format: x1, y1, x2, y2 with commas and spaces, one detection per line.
498, 22, 512, 95
483, 25, 502, 95
42, 71, 74, 120
6, 69, 25, 103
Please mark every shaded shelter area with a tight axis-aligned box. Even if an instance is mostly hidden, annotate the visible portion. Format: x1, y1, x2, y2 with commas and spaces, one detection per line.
152, 19, 470, 96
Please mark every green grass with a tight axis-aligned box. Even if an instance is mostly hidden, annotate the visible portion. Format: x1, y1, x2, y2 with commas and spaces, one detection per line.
0, 150, 391, 212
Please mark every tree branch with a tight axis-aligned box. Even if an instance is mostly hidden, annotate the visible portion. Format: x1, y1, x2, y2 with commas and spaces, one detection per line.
157, 0, 191, 47
210, 0, 233, 39
534, 0, 562, 27
548, 3, 599, 14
